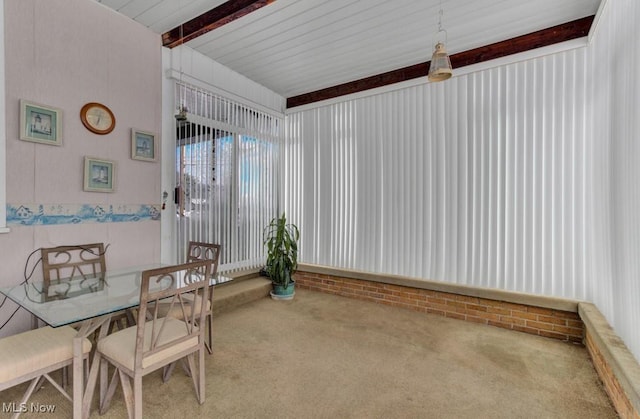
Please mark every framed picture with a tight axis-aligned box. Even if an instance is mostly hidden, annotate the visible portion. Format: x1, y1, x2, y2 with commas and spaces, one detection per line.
131, 128, 157, 162
20, 99, 62, 146
84, 157, 115, 193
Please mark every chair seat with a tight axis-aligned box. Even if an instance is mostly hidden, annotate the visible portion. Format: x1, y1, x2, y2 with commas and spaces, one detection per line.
0, 326, 92, 383
98, 317, 199, 371
156, 293, 211, 319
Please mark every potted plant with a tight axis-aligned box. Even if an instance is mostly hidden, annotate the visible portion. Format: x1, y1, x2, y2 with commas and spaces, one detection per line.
263, 213, 300, 300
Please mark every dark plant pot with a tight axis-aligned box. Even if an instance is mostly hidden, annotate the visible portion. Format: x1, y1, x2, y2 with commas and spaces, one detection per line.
270, 280, 295, 300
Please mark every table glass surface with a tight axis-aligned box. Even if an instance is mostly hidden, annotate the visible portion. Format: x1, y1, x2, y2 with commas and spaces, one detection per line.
0, 264, 169, 327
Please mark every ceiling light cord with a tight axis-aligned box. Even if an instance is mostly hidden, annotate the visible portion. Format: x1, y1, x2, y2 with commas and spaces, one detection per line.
428, 0, 453, 82
436, 8, 447, 45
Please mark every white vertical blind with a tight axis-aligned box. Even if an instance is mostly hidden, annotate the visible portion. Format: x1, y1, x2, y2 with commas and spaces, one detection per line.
175, 82, 281, 272
284, 47, 592, 300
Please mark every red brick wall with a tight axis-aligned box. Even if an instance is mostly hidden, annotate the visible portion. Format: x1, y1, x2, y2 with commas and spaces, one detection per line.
296, 271, 583, 343
585, 331, 640, 419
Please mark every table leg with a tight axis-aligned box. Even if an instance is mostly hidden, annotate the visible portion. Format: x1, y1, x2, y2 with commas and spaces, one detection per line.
91, 320, 113, 416
73, 334, 84, 419
31, 313, 39, 329
72, 315, 112, 419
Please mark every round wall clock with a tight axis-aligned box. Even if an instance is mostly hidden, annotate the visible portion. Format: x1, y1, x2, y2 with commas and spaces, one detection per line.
80, 102, 115, 135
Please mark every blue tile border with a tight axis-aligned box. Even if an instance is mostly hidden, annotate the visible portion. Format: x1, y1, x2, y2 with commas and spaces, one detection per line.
6, 204, 161, 226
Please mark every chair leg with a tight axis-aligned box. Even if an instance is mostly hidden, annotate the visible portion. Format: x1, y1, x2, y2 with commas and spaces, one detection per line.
125, 309, 136, 326
119, 370, 135, 419
35, 375, 46, 391
198, 346, 205, 404
206, 314, 213, 355
99, 367, 120, 415
186, 354, 200, 401
12, 377, 41, 419
162, 362, 177, 382
133, 374, 143, 419
181, 358, 192, 377
63, 361, 85, 389
163, 358, 193, 382
108, 317, 126, 334
62, 365, 69, 388
43, 373, 72, 402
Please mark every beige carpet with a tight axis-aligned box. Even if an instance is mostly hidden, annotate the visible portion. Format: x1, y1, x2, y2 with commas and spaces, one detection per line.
3, 288, 616, 418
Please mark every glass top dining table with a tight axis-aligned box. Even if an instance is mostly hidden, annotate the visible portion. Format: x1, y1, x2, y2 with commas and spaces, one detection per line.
0, 262, 230, 419
0, 263, 231, 328
0, 264, 165, 328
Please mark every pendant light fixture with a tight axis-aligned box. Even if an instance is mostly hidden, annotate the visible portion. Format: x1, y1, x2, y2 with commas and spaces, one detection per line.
175, 24, 188, 123
428, 2, 453, 82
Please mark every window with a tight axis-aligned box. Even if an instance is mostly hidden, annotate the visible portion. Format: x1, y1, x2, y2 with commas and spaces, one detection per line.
174, 82, 280, 272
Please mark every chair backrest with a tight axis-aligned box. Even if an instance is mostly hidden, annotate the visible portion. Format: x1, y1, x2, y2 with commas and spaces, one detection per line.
187, 241, 221, 277
41, 243, 106, 282
40, 243, 107, 300
134, 260, 211, 370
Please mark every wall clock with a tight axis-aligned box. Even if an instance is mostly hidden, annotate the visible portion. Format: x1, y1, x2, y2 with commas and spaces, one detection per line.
80, 102, 115, 135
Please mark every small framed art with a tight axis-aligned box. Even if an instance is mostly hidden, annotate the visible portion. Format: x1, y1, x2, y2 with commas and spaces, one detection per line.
131, 128, 157, 162
20, 99, 62, 146
84, 157, 115, 193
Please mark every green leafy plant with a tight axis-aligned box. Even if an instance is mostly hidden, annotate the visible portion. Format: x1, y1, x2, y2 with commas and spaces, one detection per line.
263, 213, 300, 289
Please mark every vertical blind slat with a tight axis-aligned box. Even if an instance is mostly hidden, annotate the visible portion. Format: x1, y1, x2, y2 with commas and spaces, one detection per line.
174, 81, 281, 272
284, 48, 591, 301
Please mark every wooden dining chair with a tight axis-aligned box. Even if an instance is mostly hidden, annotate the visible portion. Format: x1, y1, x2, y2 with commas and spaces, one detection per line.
40, 243, 107, 301
40, 243, 132, 329
41, 243, 106, 282
96, 260, 211, 419
186, 241, 221, 354
159, 241, 221, 354
0, 326, 92, 419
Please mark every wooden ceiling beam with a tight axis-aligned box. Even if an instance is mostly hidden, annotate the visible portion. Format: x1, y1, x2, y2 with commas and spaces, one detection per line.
286, 15, 594, 109
162, 0, 276, 48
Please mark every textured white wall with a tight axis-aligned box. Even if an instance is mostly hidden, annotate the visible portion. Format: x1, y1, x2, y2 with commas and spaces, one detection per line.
168, 46, 286, 116
0, 0, 6, 232
587, 0, 640, 363
0, 0, 162, 337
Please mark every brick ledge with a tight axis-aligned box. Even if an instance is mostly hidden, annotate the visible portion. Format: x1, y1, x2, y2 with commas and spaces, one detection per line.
296, 266, 583, 343
298, 263, 580, 312
580, 302, 640, 417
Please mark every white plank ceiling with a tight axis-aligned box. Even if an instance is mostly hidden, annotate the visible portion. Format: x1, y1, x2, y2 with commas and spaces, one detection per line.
95, 0, 601, 98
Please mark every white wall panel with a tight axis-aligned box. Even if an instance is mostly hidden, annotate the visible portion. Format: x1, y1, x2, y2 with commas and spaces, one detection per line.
588, 0, 640, 363
168, 46, 286, 115
0, 0, 7, 233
